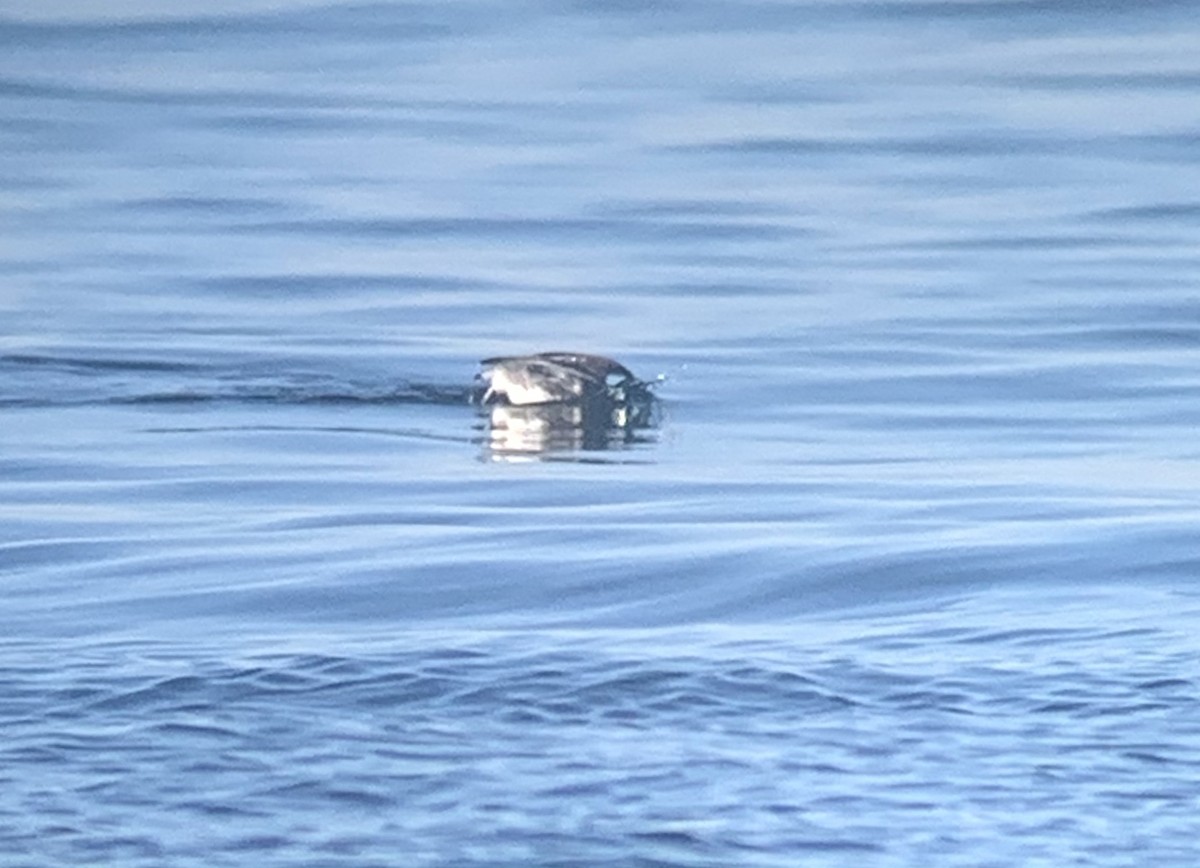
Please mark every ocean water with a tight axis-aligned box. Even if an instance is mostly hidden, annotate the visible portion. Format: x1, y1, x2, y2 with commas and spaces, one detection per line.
3, 1, 1200, 864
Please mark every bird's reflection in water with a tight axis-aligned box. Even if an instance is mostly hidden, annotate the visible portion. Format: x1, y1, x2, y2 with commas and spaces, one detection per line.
472, 352, 660, 460
478, 395, 659, 460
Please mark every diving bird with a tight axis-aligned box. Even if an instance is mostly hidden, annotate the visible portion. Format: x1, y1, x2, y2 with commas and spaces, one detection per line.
476, 352, 651, 406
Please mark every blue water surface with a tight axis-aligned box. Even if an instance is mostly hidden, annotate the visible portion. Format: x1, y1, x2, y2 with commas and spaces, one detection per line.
3, 1, 1200, 865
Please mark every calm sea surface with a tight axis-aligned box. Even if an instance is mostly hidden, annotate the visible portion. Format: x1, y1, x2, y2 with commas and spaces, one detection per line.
4, 1, 1200, 865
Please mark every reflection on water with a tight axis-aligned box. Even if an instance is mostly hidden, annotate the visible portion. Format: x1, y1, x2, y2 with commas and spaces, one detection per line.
477, 393, 659, 459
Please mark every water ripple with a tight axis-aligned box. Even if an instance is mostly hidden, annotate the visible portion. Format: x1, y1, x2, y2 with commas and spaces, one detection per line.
0, 353, 471, 408
1, 620, 1198, 863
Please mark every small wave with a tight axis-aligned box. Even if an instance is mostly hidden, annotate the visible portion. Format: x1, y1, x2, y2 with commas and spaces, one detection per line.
0, 352, 195, 373
111, 382, 473, 407
0, 353, 472, 408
